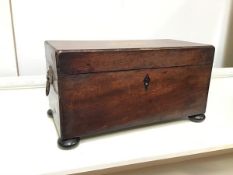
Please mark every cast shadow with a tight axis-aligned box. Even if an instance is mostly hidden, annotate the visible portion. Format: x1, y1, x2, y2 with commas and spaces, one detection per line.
223, 1, 233, 67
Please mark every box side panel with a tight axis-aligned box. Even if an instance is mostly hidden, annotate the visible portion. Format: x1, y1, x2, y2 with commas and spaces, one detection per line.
45, 42, 61, 137
59, 64, 212, 139
57, 47, 214, 75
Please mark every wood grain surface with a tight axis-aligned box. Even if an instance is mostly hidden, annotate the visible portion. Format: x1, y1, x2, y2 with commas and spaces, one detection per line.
59, 65, 212, 138
44, 40, 214, 140
45, 39, 211, 51
57, 48, 214, 74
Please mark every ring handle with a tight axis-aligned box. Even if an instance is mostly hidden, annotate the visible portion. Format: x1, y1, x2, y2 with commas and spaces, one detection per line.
46, 66, 54, 96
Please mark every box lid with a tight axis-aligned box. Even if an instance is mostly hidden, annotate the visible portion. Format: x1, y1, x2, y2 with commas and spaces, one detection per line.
45, 40, 215, 75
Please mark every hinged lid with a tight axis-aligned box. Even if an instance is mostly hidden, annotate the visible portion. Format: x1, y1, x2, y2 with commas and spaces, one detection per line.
45, 40, 214, 75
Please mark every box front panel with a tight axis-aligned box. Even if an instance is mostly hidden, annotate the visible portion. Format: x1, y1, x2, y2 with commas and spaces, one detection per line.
59, 64, 212, 139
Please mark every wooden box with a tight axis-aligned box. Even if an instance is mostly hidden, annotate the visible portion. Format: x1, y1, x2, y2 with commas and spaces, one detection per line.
45, 40, 214, 149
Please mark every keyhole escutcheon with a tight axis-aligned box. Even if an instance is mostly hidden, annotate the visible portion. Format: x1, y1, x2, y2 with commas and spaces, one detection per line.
143, 74, 150, 91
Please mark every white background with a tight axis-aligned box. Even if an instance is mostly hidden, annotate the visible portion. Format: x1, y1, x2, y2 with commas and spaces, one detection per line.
1, 0, 233, 76
0, 0, 17, 76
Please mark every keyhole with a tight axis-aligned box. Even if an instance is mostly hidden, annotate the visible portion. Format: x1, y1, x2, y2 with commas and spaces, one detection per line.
144, 74, 150, 90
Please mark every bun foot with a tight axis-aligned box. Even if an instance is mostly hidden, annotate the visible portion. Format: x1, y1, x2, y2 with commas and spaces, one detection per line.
47, 109, 53, 118
58, 138, 80, 149
188, 114, 205, 123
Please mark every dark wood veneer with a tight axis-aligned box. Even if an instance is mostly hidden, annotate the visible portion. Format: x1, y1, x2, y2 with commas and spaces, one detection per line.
45, 40, 214, 149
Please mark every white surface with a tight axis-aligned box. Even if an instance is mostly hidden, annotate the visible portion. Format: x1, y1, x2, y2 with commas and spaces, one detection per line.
0, 75, 44, 90
0, 75, 232, 174
0, 0, 17, 76
11, 0, 233, 75
212, 67, 233, 78
111, 153, 233, 175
